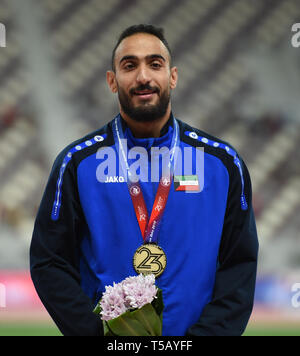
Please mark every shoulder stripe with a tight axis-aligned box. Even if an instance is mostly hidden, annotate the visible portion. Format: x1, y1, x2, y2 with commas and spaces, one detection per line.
184, 130, 237, 157
184, 130, 248, 211
51, 134, 107, 221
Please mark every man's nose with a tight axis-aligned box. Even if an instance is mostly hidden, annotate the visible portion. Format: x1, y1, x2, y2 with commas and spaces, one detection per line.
136, 65, 151, 84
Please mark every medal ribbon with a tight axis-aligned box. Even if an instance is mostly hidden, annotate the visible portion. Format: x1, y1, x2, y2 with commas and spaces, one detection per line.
113, 115, 180, 244
128, 175, 172, 243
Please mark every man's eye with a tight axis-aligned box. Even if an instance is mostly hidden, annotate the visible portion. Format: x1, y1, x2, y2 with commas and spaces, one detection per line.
124, 63, 135, 70
151, 62, 162, 69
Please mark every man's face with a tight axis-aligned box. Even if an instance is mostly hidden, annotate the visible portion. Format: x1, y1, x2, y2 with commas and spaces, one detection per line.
107, 33, 177, 122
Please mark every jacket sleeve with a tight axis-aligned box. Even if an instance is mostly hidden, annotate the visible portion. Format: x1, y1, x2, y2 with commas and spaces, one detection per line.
186, 158, 259, 336
30, 150, 103, 336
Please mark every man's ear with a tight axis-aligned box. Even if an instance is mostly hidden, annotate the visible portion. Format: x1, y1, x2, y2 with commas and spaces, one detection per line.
106, 70, 118, 93
170, 66, 178, 90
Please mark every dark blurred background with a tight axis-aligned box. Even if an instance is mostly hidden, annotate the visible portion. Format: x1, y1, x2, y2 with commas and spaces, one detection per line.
0, 0, 299, 335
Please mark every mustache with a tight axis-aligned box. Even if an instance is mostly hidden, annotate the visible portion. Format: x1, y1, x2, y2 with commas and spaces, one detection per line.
129, 84, 160, 95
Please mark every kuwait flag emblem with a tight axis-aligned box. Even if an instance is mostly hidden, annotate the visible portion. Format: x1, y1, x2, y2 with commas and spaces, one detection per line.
174, 175, 200, 192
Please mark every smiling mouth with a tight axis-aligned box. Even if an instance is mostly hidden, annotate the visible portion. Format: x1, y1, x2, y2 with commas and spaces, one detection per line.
134, 90, 157, 99
131, 86, 159, 99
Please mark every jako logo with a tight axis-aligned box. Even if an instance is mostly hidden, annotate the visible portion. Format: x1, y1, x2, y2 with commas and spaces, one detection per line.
291, 23, 300, 48
0, 23, 6, 48
0, 283, 6, 308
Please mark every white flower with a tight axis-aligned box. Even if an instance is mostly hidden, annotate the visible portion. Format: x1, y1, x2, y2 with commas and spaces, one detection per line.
99, 274, 157, 321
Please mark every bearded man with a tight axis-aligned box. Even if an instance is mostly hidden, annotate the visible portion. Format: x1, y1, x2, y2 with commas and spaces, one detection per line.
30, 24, 258, 336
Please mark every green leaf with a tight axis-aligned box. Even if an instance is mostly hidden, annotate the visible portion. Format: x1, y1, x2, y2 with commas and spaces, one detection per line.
103, 321, 115, 336
132, 303, 162, 336
106, 310, 151, 336
152, 288, 164, 322
104, 304, 162, 336
93, 302, 101, 315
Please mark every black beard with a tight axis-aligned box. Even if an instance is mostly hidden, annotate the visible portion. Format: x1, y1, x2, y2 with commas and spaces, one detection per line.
117, 84, 170, 123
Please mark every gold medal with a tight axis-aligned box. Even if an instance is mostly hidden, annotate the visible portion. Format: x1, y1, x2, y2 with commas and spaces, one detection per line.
133, 244, 167, 278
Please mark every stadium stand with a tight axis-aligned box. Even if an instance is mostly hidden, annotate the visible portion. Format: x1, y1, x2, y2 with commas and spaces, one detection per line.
0, 0, 300, 271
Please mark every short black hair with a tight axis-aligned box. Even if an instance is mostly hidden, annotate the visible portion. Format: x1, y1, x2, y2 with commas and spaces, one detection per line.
111, 24, 172, 71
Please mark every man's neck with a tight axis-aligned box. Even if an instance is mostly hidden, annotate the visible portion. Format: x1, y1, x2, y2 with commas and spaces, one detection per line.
120, 108, 172, 138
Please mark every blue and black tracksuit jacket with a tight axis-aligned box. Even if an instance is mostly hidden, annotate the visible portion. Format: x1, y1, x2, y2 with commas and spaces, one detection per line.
30, 114, 259, 336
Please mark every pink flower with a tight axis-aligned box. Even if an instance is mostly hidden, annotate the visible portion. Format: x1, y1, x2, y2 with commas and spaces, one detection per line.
123, 274, 157, 309
99, 274, 157, 321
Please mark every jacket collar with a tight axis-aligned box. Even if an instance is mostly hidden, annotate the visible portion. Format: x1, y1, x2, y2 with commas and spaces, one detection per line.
119, 113, 174, 150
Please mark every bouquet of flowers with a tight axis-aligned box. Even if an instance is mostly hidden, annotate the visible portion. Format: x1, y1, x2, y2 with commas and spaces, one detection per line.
93, 274, 163, 336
